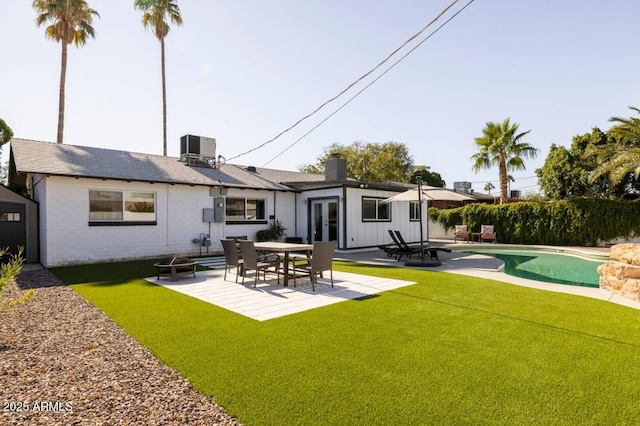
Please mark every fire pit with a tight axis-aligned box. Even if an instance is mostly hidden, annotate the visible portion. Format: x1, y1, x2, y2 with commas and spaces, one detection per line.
154, 256, 197, 281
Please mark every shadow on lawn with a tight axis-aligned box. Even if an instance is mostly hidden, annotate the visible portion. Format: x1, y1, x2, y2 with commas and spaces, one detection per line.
48, 259, 162, 286
388, 288, 640, 349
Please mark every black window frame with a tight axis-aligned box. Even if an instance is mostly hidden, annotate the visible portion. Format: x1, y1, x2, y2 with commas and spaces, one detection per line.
362, 197, 391, 222
88, 190, 157, 226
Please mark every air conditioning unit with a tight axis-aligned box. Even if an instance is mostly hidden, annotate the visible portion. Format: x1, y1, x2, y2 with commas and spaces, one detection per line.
453, 181, 472, 193
510, 190, 522, 199
180, 134, 216, 163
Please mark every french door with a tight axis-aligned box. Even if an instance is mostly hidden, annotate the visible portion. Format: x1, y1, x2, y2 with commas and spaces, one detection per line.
310, 199, 338, 243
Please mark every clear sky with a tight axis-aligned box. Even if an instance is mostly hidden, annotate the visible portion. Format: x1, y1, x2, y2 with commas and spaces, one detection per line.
2, 0, 639, 194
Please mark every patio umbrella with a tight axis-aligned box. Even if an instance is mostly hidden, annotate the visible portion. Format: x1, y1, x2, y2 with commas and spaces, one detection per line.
382, 179, 475, 267
382, 185, 476, 203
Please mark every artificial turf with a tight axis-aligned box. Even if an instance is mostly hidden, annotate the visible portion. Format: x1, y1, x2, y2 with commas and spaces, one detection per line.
51, 260, 640, 425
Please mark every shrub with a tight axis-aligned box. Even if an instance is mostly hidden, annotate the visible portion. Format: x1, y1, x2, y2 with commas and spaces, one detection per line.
430, 199, 640, 246
0, 246, 31, 314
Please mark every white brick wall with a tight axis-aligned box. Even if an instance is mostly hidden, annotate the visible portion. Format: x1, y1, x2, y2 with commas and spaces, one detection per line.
33, 176, 301, 267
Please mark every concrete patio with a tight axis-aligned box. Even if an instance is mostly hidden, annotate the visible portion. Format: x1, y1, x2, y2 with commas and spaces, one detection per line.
146, 268, 415, 321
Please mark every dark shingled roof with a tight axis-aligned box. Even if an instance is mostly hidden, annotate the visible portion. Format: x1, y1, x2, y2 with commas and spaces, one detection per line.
10, 139, 325, 191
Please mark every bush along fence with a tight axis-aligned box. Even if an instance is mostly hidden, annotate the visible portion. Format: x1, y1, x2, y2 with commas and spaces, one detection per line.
429, 198, 640, 246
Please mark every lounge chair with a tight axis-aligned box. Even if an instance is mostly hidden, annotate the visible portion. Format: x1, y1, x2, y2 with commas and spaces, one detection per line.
238, 240, 281, 287
292, 241, 336, 291
454, 225, 470, 243
480, 225, 497, 243
394, 231, 451, 260
378, 230, 404, 258
391, 231, 426, 262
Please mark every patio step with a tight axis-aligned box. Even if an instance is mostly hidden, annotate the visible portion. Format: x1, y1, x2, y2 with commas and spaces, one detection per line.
194, 256, 226, 269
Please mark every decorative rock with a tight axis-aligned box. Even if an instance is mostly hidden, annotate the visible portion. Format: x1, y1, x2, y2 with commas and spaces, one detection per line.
610, 243, 640, 266
0, 270, 241, 426
599, 244, 640, 302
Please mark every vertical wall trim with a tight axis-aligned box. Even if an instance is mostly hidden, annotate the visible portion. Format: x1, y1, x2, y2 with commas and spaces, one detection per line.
342, 186, 348, 250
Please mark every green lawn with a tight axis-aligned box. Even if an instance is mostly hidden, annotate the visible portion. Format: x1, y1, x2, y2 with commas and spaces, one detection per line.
52, 260, 640, 425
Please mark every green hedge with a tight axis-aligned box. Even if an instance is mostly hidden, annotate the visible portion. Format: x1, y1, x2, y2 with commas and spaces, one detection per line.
429, 198, 640, 246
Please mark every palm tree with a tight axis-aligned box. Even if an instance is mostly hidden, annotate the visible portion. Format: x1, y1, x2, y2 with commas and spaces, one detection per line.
134, 0, 183, 157
32, 0, 99, 145
483, 182, 495, 194
590, 106, 640, 184
471, 118, 539, 204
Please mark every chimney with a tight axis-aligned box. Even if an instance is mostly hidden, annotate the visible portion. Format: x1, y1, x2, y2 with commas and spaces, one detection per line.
325, 153, 347, 181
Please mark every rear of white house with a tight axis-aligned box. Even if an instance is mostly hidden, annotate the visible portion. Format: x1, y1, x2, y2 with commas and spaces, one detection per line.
9, 138, 432, 267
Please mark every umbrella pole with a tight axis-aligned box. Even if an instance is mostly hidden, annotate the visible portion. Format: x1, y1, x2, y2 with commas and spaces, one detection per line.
418, 177, 424, 260
404, 176, 440, 267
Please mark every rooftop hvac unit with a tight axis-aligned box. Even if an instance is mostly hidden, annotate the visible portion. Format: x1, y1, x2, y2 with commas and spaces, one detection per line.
453, 181, 472, 193
180, 134, 217, 166
510, 190, 522, 199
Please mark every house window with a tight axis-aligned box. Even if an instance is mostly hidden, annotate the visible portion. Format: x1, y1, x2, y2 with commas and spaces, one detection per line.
225, 197, 266, 222
1, 212, 21, 222
89, 190, 156, 225
409, 201, 421, 221
362, 197, 391, 222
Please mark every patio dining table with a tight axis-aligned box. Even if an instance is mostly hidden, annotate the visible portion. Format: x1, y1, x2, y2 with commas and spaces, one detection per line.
253, 241, 313, 286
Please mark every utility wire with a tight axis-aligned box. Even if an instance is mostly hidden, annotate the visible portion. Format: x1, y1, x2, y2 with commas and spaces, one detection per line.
262, 0, 476, 167
226, 0, 462, 162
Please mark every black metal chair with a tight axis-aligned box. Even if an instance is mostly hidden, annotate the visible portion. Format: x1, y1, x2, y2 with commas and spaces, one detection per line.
292, 241, 336, 291
221, 239, 244, 282
238, 240, 281, 287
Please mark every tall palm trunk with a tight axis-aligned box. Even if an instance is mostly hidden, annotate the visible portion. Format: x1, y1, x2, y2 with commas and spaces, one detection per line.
161, 38, 167, 156
499, 157, 508, 204
57, 42, 68, 144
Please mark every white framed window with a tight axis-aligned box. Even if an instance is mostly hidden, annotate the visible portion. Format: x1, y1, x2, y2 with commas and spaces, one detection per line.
89, 190, 156, 225
409, 201, 421, 221
362, 197, 391, 222
225, 197, 266, 222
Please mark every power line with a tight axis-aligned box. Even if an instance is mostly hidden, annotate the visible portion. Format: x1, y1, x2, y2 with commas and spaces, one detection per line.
467, 175, 538, 184
262, 0, 476, 167
226, 0, 463, 162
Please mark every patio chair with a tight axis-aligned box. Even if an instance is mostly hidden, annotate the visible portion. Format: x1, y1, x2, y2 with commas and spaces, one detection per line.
480, 225, 497, 243
238, 240, 281, 287
454, 225, 470, 243
221, 239, 244, 282
292, 241, 336, 291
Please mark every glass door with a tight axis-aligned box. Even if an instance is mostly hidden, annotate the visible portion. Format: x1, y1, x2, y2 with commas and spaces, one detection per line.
311, 199, 338, 243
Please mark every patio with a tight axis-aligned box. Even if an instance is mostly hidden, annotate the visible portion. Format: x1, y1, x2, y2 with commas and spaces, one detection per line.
145, 268, 415, 321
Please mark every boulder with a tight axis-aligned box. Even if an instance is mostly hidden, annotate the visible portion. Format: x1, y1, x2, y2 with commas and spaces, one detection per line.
599, 244, 640, 301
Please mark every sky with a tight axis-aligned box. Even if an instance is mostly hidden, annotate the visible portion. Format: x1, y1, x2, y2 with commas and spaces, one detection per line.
1, 0, 639, 194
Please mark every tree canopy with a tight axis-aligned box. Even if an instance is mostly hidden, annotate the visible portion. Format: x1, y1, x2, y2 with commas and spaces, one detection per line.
589, 106, 640, 186
0, 118, 13, 148
298, 141, 415, 182
411, 168, 445, 187
537, 126, 639, 199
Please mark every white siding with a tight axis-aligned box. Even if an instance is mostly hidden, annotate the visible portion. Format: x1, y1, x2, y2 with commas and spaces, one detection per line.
344, 187, 423, 249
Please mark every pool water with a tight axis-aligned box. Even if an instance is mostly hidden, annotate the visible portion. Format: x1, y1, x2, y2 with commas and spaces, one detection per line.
462, 249, 606, 288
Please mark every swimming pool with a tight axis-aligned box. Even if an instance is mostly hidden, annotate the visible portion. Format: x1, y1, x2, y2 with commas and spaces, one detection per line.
457, 249, 606, 288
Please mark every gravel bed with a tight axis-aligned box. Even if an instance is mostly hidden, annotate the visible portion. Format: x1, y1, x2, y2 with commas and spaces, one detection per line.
0, 269, 241, 425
